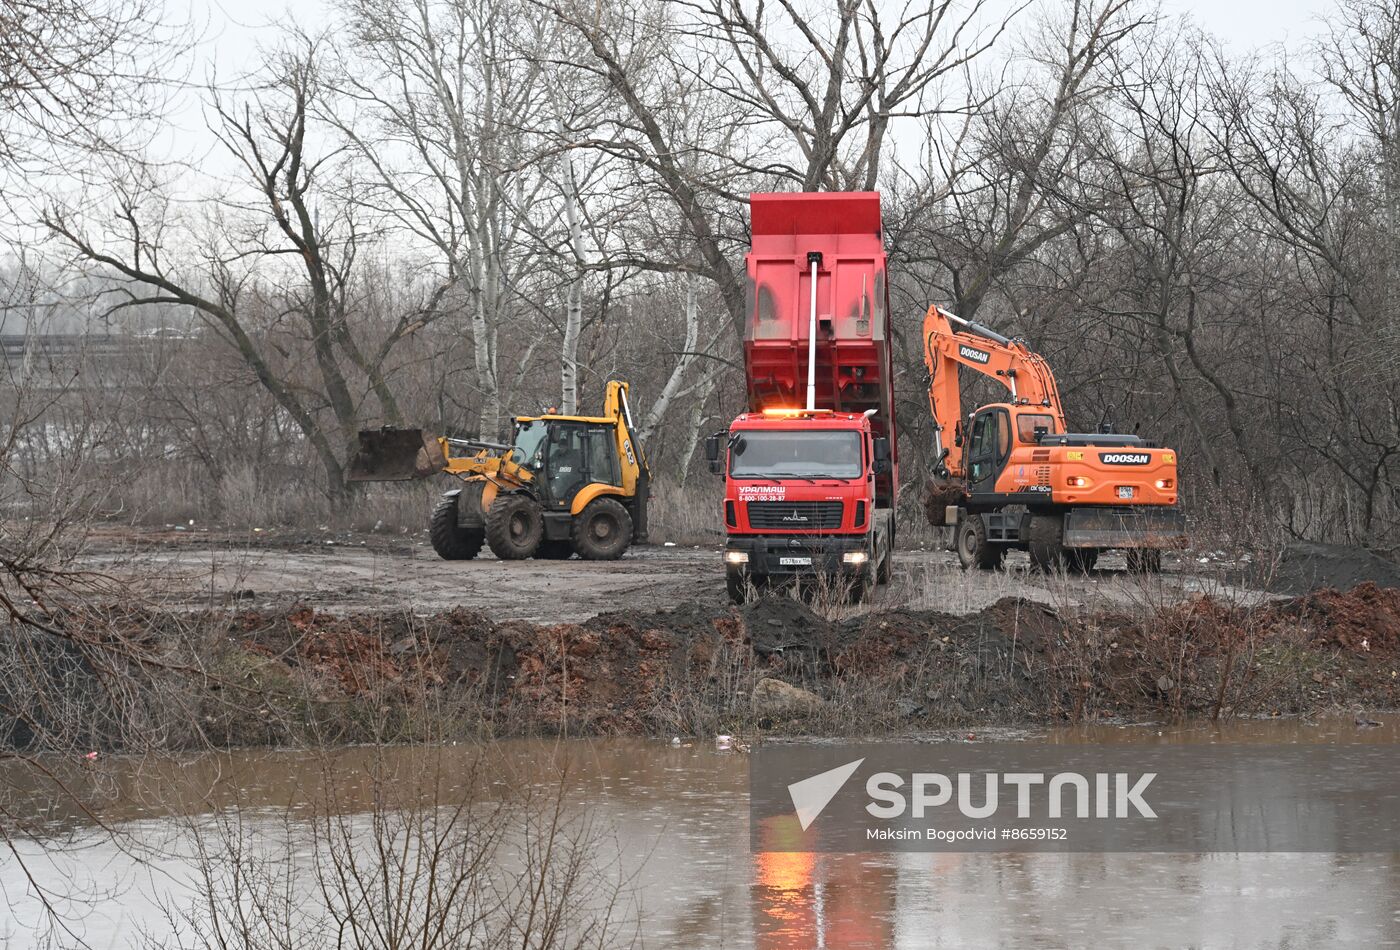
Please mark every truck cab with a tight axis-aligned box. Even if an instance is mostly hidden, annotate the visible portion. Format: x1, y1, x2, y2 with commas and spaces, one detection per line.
711, 409, 892, 601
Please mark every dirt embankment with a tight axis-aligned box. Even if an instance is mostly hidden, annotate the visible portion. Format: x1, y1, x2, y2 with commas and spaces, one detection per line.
133, 580, 1399, 746
1265, 540, 1400, 595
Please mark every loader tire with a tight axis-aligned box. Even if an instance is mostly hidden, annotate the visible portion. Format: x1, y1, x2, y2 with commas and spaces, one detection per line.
572, 497, 632, 560
1028, 513, 1068, 573
1126, 549, 1162, 574
429, 496, 484, 561
956, 514, 1004, 571
485, 494, 543, 560
536, 540, 574, 560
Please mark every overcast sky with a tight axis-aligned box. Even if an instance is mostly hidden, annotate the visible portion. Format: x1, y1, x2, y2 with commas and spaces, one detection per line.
194, 0, 1335, 73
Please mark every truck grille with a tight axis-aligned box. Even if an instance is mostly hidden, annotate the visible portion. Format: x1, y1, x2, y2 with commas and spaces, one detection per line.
746, 501, 844, 530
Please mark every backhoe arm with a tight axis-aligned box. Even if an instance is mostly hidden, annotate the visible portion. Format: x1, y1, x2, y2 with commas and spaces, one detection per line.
922, 305, 1066, 479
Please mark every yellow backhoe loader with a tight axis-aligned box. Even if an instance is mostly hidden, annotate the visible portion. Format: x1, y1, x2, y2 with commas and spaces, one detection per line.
349, 380, 649, 561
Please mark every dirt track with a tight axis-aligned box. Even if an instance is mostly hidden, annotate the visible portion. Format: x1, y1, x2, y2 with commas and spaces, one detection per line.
83, 528, 1273, 623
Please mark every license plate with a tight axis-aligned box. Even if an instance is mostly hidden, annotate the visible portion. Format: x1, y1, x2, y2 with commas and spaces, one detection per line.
1117, 486, 1135, 499
779, 556, 812, 566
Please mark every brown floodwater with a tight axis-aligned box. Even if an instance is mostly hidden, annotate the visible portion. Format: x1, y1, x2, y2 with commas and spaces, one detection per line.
2, 717, 1398, 948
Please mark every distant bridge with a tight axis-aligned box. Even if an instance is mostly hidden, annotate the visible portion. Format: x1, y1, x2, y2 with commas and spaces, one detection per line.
1, 333, 138, 369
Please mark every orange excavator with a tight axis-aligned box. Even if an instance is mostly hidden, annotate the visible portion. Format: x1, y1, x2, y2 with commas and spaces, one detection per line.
922, 305, 1185, 572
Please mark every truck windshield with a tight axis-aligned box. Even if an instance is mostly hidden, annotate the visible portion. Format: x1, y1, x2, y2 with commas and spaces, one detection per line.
729, 430, 862, 479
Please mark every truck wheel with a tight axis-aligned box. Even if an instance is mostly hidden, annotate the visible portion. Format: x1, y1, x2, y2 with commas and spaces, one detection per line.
726, 570, 751, 604
1126, 549, 1162, 573
485, 494, 543, 560
1028, 513, 1068, 572
1068, 548, 1099, 573
877, 537, 893, 584
572, 497, 633, 560
429, 495, 484, 561
535, 540, 573, 560
956, 514, 1005, 570
847, 568, 874, 603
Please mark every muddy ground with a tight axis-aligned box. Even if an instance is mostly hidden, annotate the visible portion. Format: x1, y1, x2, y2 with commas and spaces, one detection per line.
82, 526, 1279, 622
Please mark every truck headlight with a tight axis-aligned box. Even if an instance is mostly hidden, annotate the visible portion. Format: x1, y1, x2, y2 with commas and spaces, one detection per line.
842, 551, 868, 565
724, 551, 749, 565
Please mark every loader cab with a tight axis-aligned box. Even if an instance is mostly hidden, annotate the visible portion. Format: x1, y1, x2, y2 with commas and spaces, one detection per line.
511, 417, 621, 510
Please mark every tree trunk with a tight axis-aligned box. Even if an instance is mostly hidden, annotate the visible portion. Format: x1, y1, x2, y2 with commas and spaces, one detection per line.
560, 148, 584, 414
679, 353, 717, 488
641, 276, 700, 440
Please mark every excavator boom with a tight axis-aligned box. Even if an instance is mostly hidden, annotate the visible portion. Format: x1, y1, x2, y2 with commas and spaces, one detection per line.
923, 304, 1065, 479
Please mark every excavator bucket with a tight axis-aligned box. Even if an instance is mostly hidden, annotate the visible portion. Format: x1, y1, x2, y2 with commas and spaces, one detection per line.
347, 428, 448, 481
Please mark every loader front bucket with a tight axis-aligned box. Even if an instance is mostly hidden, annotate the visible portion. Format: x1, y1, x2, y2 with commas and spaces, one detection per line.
347, 428, 448, 481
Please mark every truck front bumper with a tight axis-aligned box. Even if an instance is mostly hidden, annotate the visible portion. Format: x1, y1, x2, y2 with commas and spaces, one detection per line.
1062, 507, 1187, 549
723, 535, 871, 580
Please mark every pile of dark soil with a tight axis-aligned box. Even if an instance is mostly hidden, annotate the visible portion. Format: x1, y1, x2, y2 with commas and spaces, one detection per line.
217, 582, 1400, 735
1267, 541, 1400, 595
741, 597, 832, 657
32, 584, 1400, 752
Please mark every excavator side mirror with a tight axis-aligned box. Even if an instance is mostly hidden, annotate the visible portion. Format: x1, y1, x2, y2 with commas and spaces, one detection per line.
705, 433, 724, 475
954, 420, 965, 448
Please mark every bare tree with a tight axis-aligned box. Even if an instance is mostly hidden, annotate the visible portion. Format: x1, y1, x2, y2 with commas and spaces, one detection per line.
330, 0, 554, 438
0, 0, 175, 169
899, 0, 1148, 321
545, 0, 1012, 342
684, 0, 1006, 190
167, 748, 634, 949
45, 45, 411, 502
1209, 0, 1400, 539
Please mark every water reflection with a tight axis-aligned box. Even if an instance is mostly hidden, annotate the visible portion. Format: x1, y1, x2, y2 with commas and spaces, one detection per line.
753, 818, 895, 949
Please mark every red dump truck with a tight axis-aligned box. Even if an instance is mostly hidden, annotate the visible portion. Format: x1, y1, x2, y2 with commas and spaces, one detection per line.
705, 192, 897, 603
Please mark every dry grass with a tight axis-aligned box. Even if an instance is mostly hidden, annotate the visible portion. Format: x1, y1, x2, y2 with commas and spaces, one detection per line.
644, 476, 725, 546
102, 460, 440, 534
